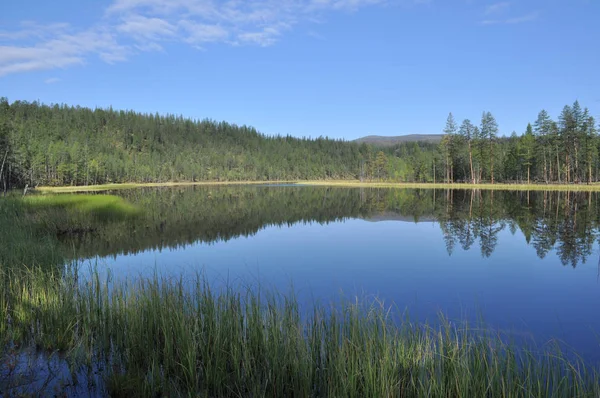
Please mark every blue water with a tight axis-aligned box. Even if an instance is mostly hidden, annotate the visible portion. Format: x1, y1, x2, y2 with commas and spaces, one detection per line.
83, 191, 600, 364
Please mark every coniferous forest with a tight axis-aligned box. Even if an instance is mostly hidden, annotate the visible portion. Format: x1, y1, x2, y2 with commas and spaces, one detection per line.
0, 97, 598, 189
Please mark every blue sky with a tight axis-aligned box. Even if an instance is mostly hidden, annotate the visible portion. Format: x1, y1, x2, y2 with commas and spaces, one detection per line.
1, 0, 599, 140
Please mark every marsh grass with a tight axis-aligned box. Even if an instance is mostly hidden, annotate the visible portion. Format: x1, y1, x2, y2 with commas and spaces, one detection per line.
1, 266, 599, 397
35, 181, 297, 193
0, 194, 139, 274
298, 180, 600, 192
22, 194, 139, 220
34, 180, 600, 193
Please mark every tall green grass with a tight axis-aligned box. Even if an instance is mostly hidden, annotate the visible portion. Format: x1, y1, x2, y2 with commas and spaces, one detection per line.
22, 194, 139, 219
35, 180, 600, 193
299, 180, 600, 192
2, 266, 599, 397
0, 194, 138, 270
34, 181, 297, 193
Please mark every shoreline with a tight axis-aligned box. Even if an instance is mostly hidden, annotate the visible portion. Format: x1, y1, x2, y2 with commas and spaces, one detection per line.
33, 180, 600, 193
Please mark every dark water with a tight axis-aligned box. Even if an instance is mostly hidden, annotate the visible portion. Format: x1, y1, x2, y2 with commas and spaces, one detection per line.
62, 185, 600, 363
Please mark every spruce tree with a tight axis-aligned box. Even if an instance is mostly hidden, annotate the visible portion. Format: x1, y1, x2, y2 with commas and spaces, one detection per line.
481, 112, 499, 183
459, 119, 476, 184
443, 113, 458, 182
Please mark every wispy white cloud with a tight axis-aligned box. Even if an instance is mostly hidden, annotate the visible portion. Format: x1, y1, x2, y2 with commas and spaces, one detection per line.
480, 11, 539, 25
44, 77, 60, 84
0, 23, 128, 76
179, 20, 229, 45
117, 15, 177, 41
1, 0, 427, 77
484, 2, 510, 16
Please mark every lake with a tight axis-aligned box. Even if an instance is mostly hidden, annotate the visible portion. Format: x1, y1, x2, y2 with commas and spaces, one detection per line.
60, 185, 600, 364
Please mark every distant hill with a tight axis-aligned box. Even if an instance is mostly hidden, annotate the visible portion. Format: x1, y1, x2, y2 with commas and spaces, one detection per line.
354, 134, 444, 147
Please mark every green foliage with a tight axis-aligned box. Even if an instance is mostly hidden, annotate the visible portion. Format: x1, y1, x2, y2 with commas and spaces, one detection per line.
2, 266, 600, 397
438, 101, 600, 184
1, 97, 600, 188
519, 124, 536, 183
0, 98, 362, 188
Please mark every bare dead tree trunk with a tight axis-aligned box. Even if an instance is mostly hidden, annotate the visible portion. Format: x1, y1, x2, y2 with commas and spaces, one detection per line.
490, 138, 495, 184
556, 147, 561, 183
543, 150, 548, 184
0, 149, 7, 181
468, 141, 474, 184
566, 153, 570, 184
0, 149, 7, 196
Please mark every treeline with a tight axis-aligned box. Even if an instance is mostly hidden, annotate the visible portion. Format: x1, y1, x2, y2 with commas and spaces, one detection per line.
436, 101, 599, 184
0, 97, 362, 188
357, 100, 599, 184
1, 97, 598, 188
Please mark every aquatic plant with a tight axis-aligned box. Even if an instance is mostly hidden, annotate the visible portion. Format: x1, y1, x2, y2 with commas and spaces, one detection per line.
1, 266, 599, 397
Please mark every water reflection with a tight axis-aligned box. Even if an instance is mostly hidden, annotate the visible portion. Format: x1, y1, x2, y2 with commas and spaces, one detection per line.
437, 190, 598, 267
55, 186, 600, 269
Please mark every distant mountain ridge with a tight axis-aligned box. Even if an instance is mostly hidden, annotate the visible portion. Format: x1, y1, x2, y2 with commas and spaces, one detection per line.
354, 134, 444, 147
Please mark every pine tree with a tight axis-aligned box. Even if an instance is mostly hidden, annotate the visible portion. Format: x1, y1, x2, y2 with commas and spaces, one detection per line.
520, 124, 536, 184
504, 132, 521, 181
481, 112, 499, 183
558, 105, 576, 183
571, 100, 584, 182
443, 113, 458, 182
473, 126, 485, 183
582, 110, 598, 183
459, 119, 476, 184
534, 110, 552, 183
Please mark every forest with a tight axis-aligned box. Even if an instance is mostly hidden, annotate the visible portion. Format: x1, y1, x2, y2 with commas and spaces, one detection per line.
0, 97, 361, 189
0, 97, 598, 189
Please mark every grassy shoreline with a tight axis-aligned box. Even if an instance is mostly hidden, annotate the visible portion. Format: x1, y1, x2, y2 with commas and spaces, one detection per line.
34, 180, 297, 193
2, 267, 599, 397
31, 180, 600, 193
297, 180, 600, 191
4, 181, 600, 395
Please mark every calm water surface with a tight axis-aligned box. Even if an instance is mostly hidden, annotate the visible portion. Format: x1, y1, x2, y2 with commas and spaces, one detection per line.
64, 186, 600, 363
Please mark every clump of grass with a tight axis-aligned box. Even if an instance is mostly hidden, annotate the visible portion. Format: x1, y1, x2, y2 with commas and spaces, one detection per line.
0, 194, 139, 270
22, 194, 139, 219
2, 266, 599, 397
0, 199, 63, 269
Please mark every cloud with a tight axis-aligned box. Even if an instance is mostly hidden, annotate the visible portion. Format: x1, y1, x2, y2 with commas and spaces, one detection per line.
480, 11, 539, 25
117, 15, 177, 41
1, 0, 427, 77
0, 22, 128, 76
179, 20, 229, 45
238, 27, 282, 47
484, 2, 510, 16
44, 77, 60, 84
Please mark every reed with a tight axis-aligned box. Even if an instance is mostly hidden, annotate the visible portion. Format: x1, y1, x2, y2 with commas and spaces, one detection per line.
34, 180, 600, 193
34, 181, 297, 193
2, 266, 599, 397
